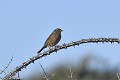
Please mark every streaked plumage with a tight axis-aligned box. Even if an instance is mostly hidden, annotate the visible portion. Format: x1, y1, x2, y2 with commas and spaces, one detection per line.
37, 28, 63, 53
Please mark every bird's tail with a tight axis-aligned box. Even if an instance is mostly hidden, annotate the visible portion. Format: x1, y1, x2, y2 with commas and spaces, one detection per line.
37, 45, 46, 53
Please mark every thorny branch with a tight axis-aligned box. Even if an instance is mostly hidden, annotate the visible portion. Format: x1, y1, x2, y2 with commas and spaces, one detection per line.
2, 37, 120, 80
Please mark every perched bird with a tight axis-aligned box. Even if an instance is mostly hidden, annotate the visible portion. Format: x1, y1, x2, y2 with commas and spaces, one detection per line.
37, 28, 63, 53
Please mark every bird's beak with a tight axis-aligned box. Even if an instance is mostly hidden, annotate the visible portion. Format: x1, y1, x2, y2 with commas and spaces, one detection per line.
61, 29, 63, 32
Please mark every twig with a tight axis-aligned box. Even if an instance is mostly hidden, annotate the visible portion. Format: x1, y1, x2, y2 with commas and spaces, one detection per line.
0, 56, 13, 75
68, 66, 73, 79
39, 63, 48, 80
116, 73, 120, 80
3, 37, 120, 80
0, 77, 3, 80
68, 66, 77, 80
39, 63, 55, 80
0, 70, 6, 76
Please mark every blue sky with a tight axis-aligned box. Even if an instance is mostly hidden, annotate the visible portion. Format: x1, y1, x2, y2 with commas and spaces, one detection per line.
0, 0, 120, 78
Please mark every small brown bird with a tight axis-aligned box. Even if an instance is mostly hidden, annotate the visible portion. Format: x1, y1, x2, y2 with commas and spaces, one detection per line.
37, 28, 63, 53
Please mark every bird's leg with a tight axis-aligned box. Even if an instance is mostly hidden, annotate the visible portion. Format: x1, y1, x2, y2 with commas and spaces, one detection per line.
48, 46, 52, 50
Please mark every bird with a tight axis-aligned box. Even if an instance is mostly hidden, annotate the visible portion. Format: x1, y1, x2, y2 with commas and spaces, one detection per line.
37, 28, 63, 53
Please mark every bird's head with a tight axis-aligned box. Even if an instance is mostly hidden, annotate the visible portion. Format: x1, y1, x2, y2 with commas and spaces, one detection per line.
54, 28, 63, 33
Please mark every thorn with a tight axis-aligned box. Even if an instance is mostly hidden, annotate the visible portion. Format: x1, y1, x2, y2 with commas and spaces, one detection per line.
16, 66, 20, 71
23, 65, 27, 69
30, 58, 34, 63
43, 50, 47, 55
110, 41, 113, 44
46, 51, 50, 55
117, 42, 120, 44
22, 62, 26, 65
77, 43, 79, 46
55, 48, 57, 53
63, 43, 67, 50
56, 45, 60, 48
43, 50, 46, 53
32, 61, 34, 63
71, 41, 75, 48
29, 58, 32, 60
18, 69, 21, 71
54, 45, 59, 53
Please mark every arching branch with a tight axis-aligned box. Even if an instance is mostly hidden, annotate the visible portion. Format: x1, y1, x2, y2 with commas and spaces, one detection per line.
3, 38, 120, 80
